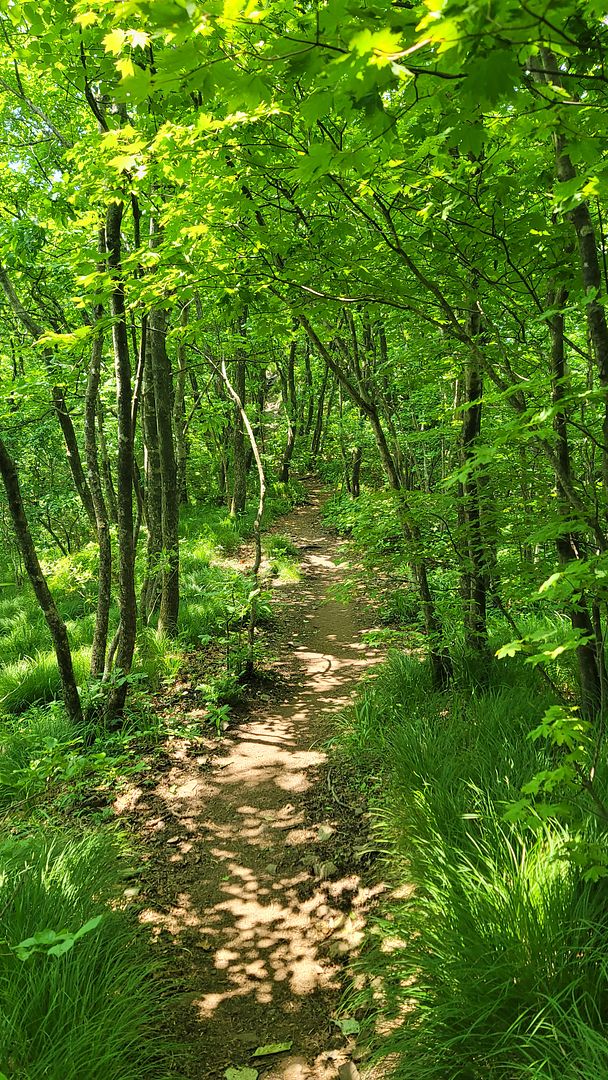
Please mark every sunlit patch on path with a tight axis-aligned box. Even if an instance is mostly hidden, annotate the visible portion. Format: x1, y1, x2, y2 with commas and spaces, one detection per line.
131, 490, 383, 1078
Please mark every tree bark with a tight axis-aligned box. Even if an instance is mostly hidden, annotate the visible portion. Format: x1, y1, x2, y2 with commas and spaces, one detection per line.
84, 299, 112, 679
460, 300, 490, 662
141, 328, 163, 622
230, 322, 248, 516
149, 294, 180, 636
549, 285, 602, 718
0, 436, 83, 725
174, 304, 189, 505
280, 340, 297, 483
97, 400, 118, 524
104, 200, 137, 722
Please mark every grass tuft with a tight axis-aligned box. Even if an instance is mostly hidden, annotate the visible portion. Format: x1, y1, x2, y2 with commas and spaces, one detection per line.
0, 828, 172, 1079
337, 651, 608, 1079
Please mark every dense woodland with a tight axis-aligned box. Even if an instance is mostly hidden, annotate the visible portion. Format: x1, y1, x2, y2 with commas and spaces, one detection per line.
2, 0, 608, 1077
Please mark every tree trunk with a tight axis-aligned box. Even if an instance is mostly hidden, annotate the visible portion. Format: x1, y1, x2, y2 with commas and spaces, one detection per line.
220, 359, 266, 676
542, 48, 608, 509
460, 300, 490, 663
174, 304, 189, 505
97, 401, 118, 524
280, 340, 297, 483
303, 342, 315, 436
149, 296, 180, 636
104, 200, 137, 722
0, 437, 83, 726
0, 264, 96, 529
84, 301, 112, 679
141, 329, 163, 623
310, 363, 329, 461
230, 331, 248, 517
351, 446, 362, 497
300, 313, 452, 689
549, 285, 602, 718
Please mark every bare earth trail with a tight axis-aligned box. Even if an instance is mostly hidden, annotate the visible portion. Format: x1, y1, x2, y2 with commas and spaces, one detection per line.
126, 490, 384, 1079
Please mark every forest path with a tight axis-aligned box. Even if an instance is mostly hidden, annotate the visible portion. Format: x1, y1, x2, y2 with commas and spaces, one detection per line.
128, 489, 383, 1079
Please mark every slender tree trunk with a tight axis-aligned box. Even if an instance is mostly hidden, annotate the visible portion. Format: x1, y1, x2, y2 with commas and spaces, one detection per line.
149, 297, 180, 636
319, 379, 336, 456
300, 313, 451, 689
366, 404, 452, 689
303, 342, 315, 437
104, 200, 137, 722
280, 340, 297, 483
460, 301, 490, 662
97, 401, 118, 524
230, 325, 248, 516
549, 286, 602, 718
84, 296, 112, 678
0, 437, 83, 725
310, 363, 329, 461
141, 329, 163, 622
220, 359, 266, 675
174, 304, 189, 505
0, 265, 96, 529
338, 386, 352, 494
542, 48, 608, 510
351, 446, 362, 497
51, 385, 96, 528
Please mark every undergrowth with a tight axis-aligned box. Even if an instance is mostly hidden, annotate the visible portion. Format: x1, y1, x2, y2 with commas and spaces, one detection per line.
0, 829, 172, 1080
324, 485, 608, 1078
336, 651, 608, 1079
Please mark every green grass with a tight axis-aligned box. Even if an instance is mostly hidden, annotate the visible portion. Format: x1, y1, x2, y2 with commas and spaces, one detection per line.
0, 828, 173, 1079
0, 648, 91, 716
336, 650, 608, 1080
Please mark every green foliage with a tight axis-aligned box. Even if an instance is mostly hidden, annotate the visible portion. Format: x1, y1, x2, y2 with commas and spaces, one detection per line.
134, 627, 182, 689
264, 533, 299, 558
0, 829, 170, 1079
0, 649, 91, 715
0, 702, 155, 813
337, 652, 608, 1079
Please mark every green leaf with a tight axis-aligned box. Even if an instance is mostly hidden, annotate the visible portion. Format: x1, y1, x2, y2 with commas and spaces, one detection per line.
224, 1069, 258, 1080
336, 1018, 360, 1036
103, 29, 127, 55
252, 1042, 293, 1056
495, 639, 524, 659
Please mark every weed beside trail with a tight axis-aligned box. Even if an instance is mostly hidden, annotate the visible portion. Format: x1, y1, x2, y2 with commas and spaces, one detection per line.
336, 652, 608, 1079
0, 830, 172, 1080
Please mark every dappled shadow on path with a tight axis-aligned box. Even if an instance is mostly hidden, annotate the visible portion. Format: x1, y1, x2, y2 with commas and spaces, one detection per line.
124, 491, 383, 1078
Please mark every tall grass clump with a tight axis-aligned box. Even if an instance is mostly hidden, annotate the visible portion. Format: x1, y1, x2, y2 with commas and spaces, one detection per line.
338, 651, 608, 1079
0, 829, 171, 1079
0, 647, 91, 716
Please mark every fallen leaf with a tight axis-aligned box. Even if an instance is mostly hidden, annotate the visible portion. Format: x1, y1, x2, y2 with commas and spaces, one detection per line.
252, 1041, 293, 1057
224, 1068, 258, 1080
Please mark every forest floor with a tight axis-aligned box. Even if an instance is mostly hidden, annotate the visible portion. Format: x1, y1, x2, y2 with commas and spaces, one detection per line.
116, 487, 386, 1079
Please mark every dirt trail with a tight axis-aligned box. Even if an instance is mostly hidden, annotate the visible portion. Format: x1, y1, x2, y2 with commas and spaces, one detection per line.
130, 490, 383, 1079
